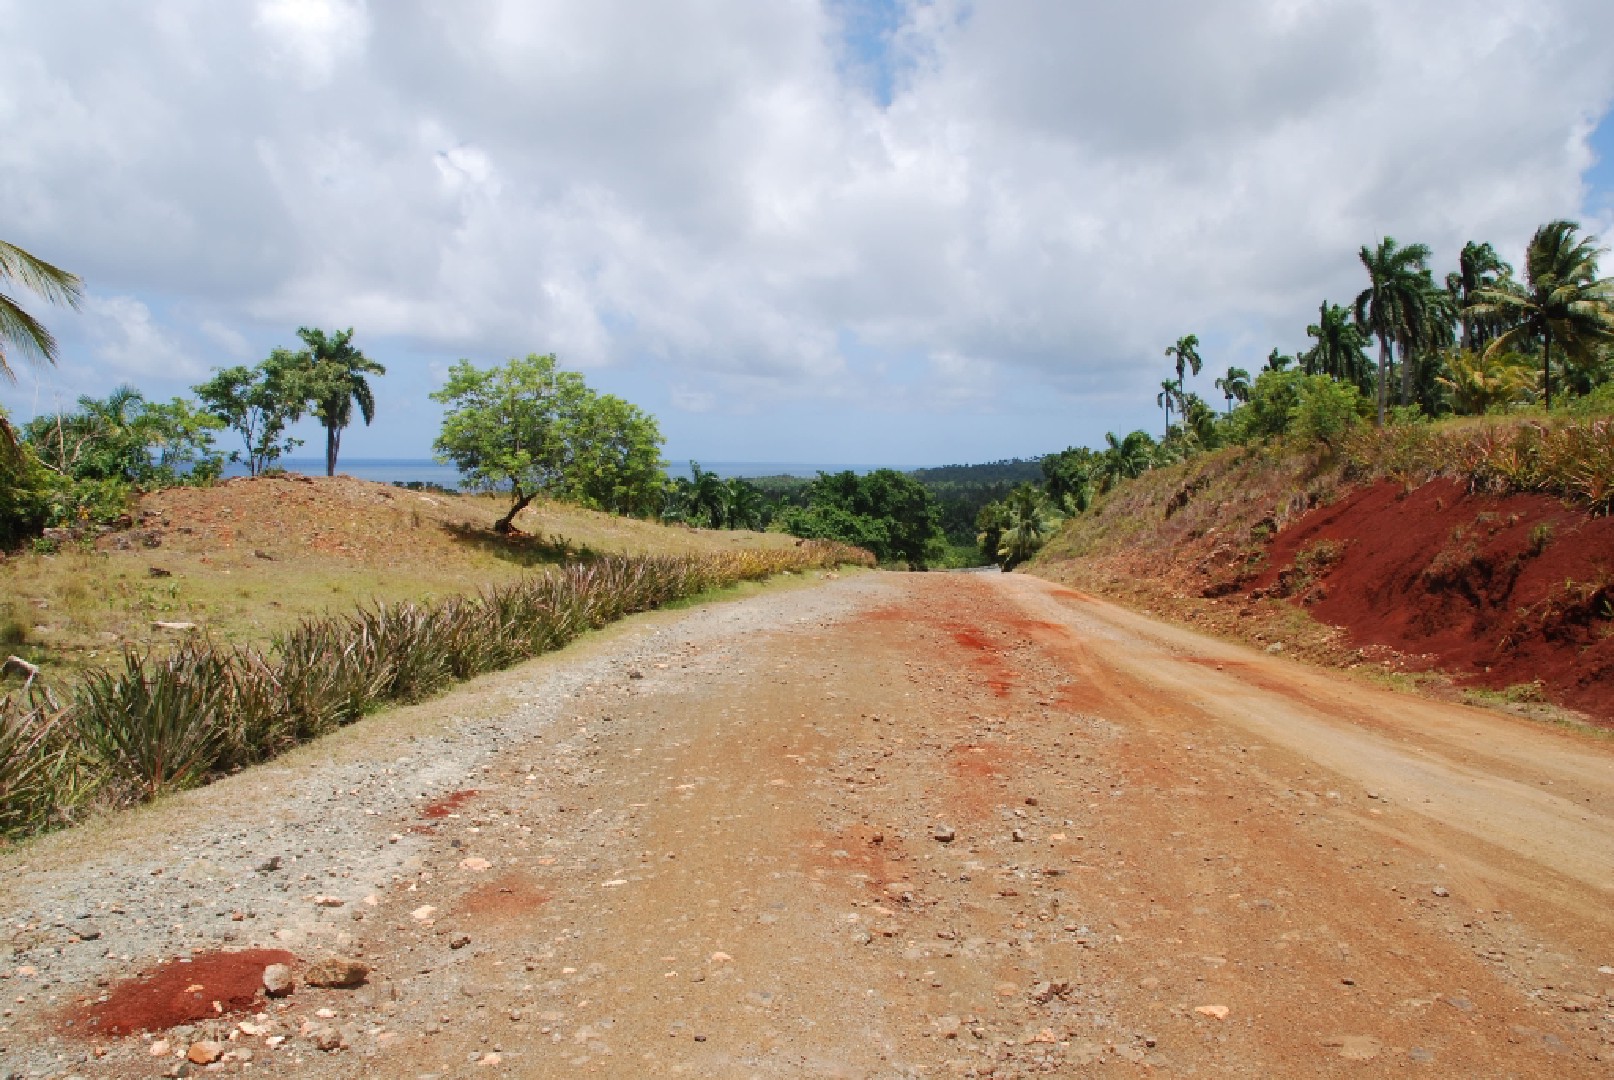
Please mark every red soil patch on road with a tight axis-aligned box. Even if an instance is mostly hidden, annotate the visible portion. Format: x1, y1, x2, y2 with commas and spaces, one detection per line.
421, 789, 478, 818
1253, 479, 1614, 721
67, 948, 295, 1036
457, 873, 551, 920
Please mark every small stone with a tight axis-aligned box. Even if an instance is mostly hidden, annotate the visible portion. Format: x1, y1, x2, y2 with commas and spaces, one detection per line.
450, 935, 471, 950
312, 895, 345, 908
1194, 1005, 1230, 1019
255, 856, 282, 873
312, 1027, 343, 1052
1011, 829, 1026, 843
304, 956, 370, 989
1265, 642, 1284, 654
149, 1039, 171, 1056
187, 1041, 223, 1064
262, 964, 294, 998
932, 826, 956, 843
934, 1015, 962, 1039
476, 1052, 502, 1066
1432, 886, 1450, 897
412, 905, 437, 921
458, 857, 492, 872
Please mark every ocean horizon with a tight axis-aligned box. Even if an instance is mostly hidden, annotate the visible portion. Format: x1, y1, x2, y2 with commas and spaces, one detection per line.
220, 458, 926, 488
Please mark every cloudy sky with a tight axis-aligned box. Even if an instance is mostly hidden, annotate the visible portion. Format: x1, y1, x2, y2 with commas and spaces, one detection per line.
5, 0, 1614, 467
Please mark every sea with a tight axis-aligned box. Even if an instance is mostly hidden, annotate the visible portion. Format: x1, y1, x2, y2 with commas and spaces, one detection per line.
220, 458, 913, 489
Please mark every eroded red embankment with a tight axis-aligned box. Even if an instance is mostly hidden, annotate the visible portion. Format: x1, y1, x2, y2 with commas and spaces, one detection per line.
1253, 478, 1614, 721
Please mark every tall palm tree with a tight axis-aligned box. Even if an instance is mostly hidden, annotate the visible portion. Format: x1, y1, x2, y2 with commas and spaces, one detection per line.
1302, 301, 1370, 386
1445, 240, 1511, 352
1156, 379, 1179, 439
296, 327, 386, 476
1469, 220, 1614, 411
0, 240, 84, 383
1213, 366, 1250, 414
1164, 334, 1203, 397
1355, 236, 1433, 426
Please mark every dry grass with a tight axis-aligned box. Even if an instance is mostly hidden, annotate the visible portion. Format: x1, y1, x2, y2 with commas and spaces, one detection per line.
1, 475, 801, 681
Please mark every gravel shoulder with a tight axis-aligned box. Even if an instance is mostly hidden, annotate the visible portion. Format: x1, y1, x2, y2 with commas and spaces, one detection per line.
3, 569, 1612, 1078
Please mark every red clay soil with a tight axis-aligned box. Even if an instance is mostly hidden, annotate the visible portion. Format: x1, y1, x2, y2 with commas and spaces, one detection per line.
1253, 478, 1614, 720
68, 948, 295, 1036
420, 789, 478, 819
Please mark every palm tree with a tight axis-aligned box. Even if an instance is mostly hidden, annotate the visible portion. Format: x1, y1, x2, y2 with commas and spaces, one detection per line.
1469, 220, 1614, 412
1213, 366, 1250, 413
1099, 430, 1155, 490
296, 327, 386, 476
1156, 379, 1179, 439
996, 483, 1057, 569
1355, 236, 1434, 426
1264, 348, 1294, 373
0, 240, 84, 383
1445, 241, 1511, 353
1164, 334, 1203, 396
1301, 301, 1370, 386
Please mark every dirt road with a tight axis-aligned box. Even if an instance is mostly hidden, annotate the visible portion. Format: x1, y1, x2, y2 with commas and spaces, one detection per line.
4, 571, 1612, 1077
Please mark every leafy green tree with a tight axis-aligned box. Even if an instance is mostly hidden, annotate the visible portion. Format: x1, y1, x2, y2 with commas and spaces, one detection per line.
194, 352, 307, 476
723, 477, 767, 530
1213, 366, 1251, 414
1355, 236, 1435, 426
432, 353, 666, 533
0, 406, 50, 546
1042, 446, 1101, 512
1179, 392, 1220, 448
975, 499, 1010, 564
1288, 374, 1367, 449
561, 392, 666, 517
294, 327, 386, 477
1470, 220, 1614, 411
23, 387, 223, 486
774, 469, 942, 567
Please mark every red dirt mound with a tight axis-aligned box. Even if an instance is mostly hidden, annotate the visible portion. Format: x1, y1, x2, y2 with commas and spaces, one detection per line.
1253, 478, 1614, 721
67, 948, 295, 1036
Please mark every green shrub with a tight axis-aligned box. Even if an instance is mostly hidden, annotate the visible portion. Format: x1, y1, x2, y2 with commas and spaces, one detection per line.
1289, 376, 1367, 448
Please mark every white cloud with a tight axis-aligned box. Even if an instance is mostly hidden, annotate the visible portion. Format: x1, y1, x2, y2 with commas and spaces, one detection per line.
82, 295, 201, 379
3, 0, 1614, 453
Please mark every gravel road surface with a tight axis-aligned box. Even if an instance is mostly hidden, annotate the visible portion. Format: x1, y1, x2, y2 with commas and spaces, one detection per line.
3, 570, 1612, 1077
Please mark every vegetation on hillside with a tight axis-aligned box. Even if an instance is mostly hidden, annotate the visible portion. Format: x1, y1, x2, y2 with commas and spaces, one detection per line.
978, 217, 1614, 569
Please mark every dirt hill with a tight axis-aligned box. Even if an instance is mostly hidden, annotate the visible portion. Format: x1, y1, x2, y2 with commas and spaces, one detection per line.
1028, 437, 1614, 726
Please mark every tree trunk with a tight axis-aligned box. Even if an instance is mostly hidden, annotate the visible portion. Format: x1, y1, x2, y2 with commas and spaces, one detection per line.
494, 489, 537, 534
326, 424, 339, 477
1375, 335, 1390, 427
1399, 343, 1414, 408
1542, 328, 1553, 413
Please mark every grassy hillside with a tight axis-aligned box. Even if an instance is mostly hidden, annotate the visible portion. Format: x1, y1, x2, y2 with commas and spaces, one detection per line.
0, 474, 810, 681
1028, 416, 1614, 725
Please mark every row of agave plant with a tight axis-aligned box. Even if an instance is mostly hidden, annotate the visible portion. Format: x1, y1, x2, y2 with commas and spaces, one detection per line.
0, 543, 872, 841
1341, 416, 1614, 514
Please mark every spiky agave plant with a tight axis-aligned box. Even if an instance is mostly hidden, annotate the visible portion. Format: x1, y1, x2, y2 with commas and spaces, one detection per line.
75, 643, 233, 800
